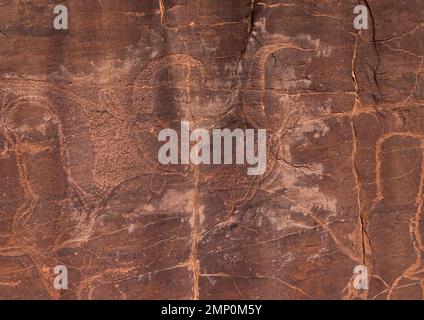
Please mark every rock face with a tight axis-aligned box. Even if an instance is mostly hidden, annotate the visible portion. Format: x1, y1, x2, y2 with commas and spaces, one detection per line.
0, 0, 423, 300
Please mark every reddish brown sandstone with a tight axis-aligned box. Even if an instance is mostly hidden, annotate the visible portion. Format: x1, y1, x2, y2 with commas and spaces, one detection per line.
0, 0, 423, 299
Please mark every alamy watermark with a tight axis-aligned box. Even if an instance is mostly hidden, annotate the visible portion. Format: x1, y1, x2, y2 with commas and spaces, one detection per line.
353, 5, 369, 30
353, 265, 368, 290
52, 4, 367, 31
53, 265, 68, 290
53, 4, 68, 30
158, 121, 267, 176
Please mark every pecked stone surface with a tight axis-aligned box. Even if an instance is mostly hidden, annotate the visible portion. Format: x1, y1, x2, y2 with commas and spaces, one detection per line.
0, 0, 423, 299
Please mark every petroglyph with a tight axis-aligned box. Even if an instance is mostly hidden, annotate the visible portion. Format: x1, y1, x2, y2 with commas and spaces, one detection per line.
0, 0, 423, 300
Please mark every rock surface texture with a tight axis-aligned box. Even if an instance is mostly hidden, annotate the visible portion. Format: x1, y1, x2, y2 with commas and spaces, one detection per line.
0, 0, 423, 299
